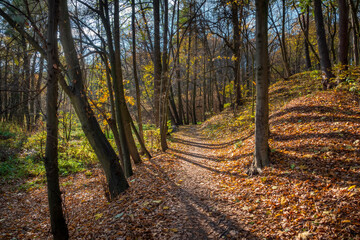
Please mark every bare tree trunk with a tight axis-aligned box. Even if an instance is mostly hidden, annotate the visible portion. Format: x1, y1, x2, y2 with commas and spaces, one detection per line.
176, 0, 184, 125
59, 0, 129, 198
231, 1, 242, 106
153, 0, 161, 126
132, 0, 145, 147
45, 0, 69, 238
314, 0, 335, 89
29, 54, 37, 127
113, 0, 137, 174
350, 0, 359, 65
22, 36, 31, 130
185, 29, 191, 125
338, 0, 349, 81
192, 34, 198, 125
303, 8, 312, 70
35, 57, 44, 124
160, 0, 169, 151
249, 0, 270, 175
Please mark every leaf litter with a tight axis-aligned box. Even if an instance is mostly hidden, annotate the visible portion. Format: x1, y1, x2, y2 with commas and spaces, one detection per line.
1, 86, 359, 239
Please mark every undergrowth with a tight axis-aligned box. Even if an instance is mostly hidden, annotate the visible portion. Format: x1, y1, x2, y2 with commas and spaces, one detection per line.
0, 122, 97, 188
201, 69, 359, 138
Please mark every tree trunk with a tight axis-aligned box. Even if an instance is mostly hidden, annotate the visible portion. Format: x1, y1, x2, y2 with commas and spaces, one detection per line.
231, 1, 242, 106
169, 85, 180, 125
160, 0, 169, 151
176, 0, 184, 125
338, 0, 349, 78
349, 0, 359, 65
35, 57, 44, 124
303, 8, 312, 70
192, 34, 198, 125
22, 36, 31, 130
153, 0, 162, 126
113, 0, 136, 174
249, 0, 270, 175
131, 0, 145, 148
313, 0, 335, 89
185, 30, 191, 125
59, 0, 129, 198
45, 0, 69, 238
29, 54, 37, 127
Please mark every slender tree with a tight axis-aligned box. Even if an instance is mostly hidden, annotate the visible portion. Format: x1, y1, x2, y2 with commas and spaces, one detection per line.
337, 0, 349, 82
313, 0, 335, 89
44, 0, 69, 238
249, 0, 270, 175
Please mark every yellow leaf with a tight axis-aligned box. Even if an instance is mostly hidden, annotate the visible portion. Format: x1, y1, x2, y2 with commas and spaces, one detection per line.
342, 220, 351, 223
170, 228, 178, 232
95, 213, 103, 220
348, 185, 356, 191
280, 197, 286, 205
163, 206, 169, 210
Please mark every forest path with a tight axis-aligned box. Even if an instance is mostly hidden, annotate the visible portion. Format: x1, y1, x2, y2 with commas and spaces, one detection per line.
166, 125, 255, 239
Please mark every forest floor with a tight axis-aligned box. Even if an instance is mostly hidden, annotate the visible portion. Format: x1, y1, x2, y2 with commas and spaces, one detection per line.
1, 75, 360, 239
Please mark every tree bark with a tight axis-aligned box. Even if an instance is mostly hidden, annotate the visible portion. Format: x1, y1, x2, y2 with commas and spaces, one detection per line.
160, 0, 169, 151
35, 57, 44, 124
45, 0, 69, 238
21, 36, 31, 130
192, 34, 198, 125
338, 0, 349, 67
313, 0, 335, 89
176, 0, 184, 125
250, 0, 270, 175
131, 0, 145, 147
231, 1, 242, 106
153, 0, 162, 126
303, 8, 312, 70
59, 0, 129, 198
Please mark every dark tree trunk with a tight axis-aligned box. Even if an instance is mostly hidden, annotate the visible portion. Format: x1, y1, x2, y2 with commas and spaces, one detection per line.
349, 0, 359, 65
231, 1, 242, 106
22, 36, 31, 130
45, 0, 69, 238
30, 54, 37, 127
303, 7, 312, 70
249, 0, 270, 175
338, 0, 349, 70
131, 0, 145, 147
169, 85, 180, 125
192, 34, 198, 125
114, 0, 136, 175
153, 0, 162, 126
313, 0, 335, 89
160, 0, 169, 151
176, 0, 184, 125
185, 30, 191, 125
59, 0, 129, 198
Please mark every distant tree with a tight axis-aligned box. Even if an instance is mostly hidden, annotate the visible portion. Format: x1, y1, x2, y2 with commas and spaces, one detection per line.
337, 0, 349, 82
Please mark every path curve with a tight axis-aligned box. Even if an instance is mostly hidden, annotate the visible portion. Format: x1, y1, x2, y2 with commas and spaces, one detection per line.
167, 125, 257, 240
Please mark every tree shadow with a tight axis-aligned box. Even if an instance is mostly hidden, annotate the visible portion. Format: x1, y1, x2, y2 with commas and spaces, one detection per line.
272, 131, 360, 141
270, 149, 360, 188
171, 133, 253, 150
168, 148, 221, 162
145, 158, 259, 239
167, 151, 243, 178
270, 105, 360, 120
